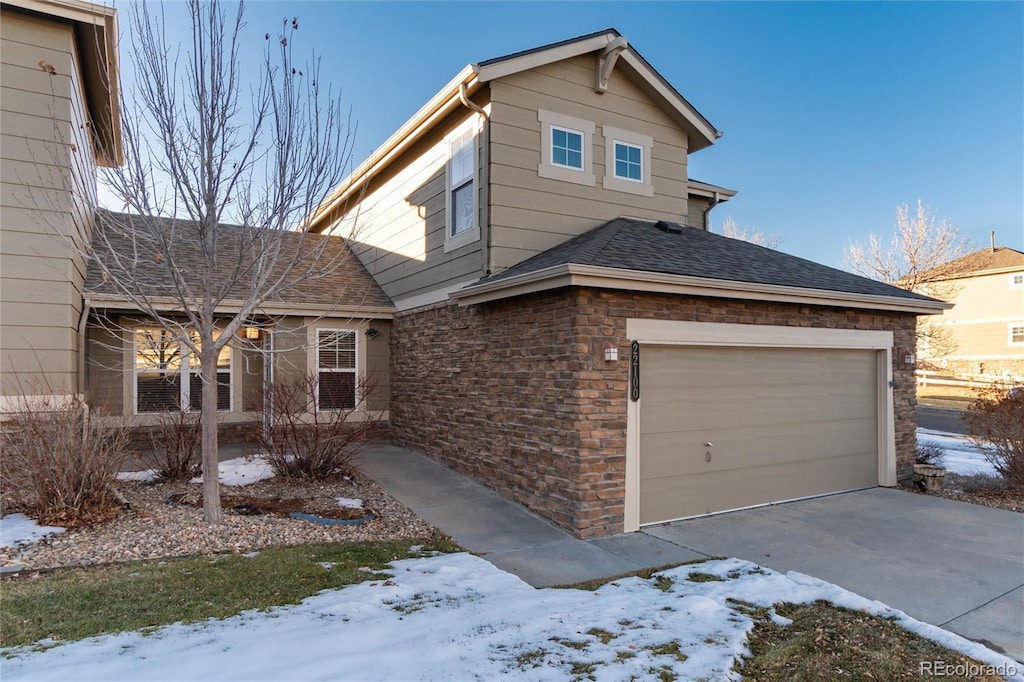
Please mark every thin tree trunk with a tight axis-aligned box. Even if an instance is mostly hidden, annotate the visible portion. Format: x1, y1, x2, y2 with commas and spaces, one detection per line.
200, 347, 222, 523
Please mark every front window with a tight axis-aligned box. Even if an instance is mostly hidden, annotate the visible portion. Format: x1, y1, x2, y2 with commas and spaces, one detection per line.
317, 329, 357, 410
135, 328, 231, 412
614, 141, 643, 181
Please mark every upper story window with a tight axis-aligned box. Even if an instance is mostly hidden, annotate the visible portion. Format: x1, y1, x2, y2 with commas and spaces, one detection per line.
444, 118, 480, 253
316, 329, 357, 410
613, 141, 643, 181
551, 126, 584, 170
1010, 273, 1024, 289
134, 328, 231, 413
602, 125, 653, 197
537, 109, 595, 187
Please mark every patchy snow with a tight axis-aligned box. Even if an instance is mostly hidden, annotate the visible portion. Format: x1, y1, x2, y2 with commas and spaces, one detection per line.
917, 428, 999, 477
189, 456, 274, 487
116, 469, 158, 482
2, 554, 1019, 682
0, 514, 65, 548
335, 497, 364, 509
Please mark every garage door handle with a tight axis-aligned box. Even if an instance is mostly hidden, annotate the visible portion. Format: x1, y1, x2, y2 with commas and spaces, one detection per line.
704, 442, 714, 447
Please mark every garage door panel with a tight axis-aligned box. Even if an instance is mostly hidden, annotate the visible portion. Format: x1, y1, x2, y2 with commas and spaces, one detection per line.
640, 417, 877, 480
639, 451, 877, 523
642, 347, 877, 390
638, 344, 880, 525
640, 387, 876, 434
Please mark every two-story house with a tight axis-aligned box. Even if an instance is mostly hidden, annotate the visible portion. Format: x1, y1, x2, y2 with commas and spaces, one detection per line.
915, 244, 1024, 380
4, 17, 950, 539
307, 29, 947, 538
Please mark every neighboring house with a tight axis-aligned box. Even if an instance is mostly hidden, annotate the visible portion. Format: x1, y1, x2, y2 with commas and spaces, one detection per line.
913, 245, 1024, 379
0, 0, 120, 409
307, 29, 948, 538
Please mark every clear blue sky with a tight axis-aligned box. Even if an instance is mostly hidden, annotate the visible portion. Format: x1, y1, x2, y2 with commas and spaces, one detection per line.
109, 1, 1024, 269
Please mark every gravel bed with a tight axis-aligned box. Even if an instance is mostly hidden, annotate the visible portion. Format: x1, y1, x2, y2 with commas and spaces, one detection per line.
900, 475, 1024, 514
1, 471, 438, 571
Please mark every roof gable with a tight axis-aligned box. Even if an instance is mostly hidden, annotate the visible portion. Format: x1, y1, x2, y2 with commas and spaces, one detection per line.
475, 28, 720, 152
309, 29, 720, 232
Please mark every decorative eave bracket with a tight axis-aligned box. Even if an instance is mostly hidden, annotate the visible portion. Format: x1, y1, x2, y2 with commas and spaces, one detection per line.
595, 37, 629, 93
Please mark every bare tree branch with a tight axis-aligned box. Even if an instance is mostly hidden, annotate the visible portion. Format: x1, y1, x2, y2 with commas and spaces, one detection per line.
717, 216, 782, 249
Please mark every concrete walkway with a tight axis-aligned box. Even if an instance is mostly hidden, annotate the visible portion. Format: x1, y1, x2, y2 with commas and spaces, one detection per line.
358, 445, 1024, 661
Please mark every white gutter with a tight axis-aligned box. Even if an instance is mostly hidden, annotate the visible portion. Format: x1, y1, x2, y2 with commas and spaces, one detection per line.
77, 297, 91, 394
449, 263, 952, 315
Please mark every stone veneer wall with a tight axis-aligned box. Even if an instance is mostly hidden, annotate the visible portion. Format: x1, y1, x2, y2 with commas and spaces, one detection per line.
391, 287, 918, 539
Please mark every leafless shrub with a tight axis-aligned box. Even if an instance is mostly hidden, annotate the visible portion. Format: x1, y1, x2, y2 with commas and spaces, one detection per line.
0, 396, 130, 527
256, 373, 383, 480
135, 408, 201, 481
915, 441, 945, 466
963, 385, 1024, 486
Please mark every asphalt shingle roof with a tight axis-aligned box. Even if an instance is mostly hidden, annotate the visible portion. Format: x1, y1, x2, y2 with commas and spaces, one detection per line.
917, 246, 1024, 281
477, 218, 938, 303
85, 210, 393, 310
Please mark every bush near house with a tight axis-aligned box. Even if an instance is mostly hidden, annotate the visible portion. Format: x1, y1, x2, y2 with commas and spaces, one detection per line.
255, 373, 385, 480
0, 396, 130, 526
129, 407, 202, 481
963, 386, 1024, 486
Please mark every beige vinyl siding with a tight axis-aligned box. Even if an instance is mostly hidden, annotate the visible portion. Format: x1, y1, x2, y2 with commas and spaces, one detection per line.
488, 54, 690, 273
329, 106, 487, 303
0, 9, 96, 398
85, 323, 123, 414
686, 195, 711, 230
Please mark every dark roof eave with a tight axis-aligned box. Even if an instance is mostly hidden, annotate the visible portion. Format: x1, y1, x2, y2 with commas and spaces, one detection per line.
450, 263, 950, 315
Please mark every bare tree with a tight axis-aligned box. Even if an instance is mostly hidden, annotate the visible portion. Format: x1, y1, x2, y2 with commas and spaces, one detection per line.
845, 201, 973, 359
88, 1, 354, 522
718, 216, 782, 249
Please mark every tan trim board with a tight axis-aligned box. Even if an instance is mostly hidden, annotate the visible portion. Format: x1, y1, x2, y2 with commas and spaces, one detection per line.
450, 263, 951, 314
473, 33, 619, 82
687, 179, 737, 200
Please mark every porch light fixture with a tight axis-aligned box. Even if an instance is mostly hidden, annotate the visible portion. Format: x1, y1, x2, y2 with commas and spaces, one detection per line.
365, 327, 380, 339
604, 342, 619, 362
244, 327, 261, 340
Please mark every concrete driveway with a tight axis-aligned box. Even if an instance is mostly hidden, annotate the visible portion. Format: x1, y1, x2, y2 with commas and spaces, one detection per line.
359, 446, 1023, 663
644, 488, 1024, 662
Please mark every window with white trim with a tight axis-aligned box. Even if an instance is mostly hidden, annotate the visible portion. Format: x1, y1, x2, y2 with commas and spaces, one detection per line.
1010, 273, 1024, 289
444, 119, 479, 252
134, 328, 231, 413
613, 141, 643, 181
551, 126, 584, 170
317, 329, 357, 410
537, 109, 595, 186
1009, 324, 1024, 346
601, 125, 653, 196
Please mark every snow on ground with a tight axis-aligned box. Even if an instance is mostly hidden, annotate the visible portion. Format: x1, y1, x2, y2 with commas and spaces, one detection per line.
917, 428, 999, 477
189, 455, 274, 487
0, 514, 65, 548
3, 554, 1019, 682
115, 469, 158, 482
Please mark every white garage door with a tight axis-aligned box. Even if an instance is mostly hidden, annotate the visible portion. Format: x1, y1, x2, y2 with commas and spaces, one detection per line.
639, 345, 879, 525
